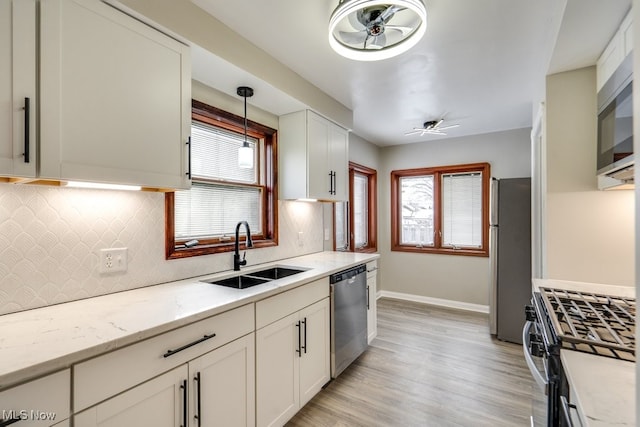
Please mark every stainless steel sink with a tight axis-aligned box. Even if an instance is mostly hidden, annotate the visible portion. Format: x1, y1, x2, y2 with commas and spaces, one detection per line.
246, 266, 306, 280
203, 275, 270, 289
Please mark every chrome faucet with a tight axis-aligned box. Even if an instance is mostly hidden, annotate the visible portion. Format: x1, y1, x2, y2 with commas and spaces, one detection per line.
233, 221, 253, 271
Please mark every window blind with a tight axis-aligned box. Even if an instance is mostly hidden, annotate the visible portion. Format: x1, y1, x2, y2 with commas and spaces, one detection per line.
353, 172, 368, 248
175, 182, 262, 239
441, 172, 482, 247
334, 201, 348, 251
399, 175, 434, 245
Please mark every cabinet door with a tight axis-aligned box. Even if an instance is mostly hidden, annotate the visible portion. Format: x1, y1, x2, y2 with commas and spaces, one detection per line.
0, 369, 70, 427
328, 124, 348, 201
189, 334, 255, 427
74, 365, 188, 427
0, 0, 36, 178
40, 0, 191, 189
306, 112, 331, 199
298, 298, 330, 407
256, 312, 300, 427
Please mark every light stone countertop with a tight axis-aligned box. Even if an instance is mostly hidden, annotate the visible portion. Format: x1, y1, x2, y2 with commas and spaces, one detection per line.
533, 277, 636, 427
0, 251, 379, 390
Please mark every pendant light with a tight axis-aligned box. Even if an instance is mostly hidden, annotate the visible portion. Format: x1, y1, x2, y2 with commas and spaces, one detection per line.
237, 86, 254, 169
329, 0, 427, 61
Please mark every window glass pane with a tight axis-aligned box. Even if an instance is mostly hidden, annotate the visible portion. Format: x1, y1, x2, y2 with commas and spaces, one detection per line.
400, 175, 434, 245
334, 201, 349, 251
353, 173, 368, 248
174, 182, 262, 239
442, 172, 482, 247
191, 122, 257, 184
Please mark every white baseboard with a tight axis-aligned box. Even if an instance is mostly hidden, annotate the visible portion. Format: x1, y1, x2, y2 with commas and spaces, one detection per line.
379, 290, 489, 314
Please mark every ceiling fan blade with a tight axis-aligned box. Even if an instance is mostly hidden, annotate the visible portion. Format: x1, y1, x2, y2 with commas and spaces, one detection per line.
347, 11, 366, 30
436, 124, 460, 131
338, 30, 368, 45
369, 33, 387, 49
384, 25, 414, 36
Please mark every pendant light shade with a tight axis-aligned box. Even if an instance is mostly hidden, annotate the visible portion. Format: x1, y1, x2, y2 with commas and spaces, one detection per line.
329, 0, 427, 61
237, 86, 254, 169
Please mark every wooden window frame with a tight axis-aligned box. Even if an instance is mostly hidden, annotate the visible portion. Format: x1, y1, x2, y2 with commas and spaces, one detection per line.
165, 100, 278, 259
334, 162, 377, 253
390, 162, 490, 257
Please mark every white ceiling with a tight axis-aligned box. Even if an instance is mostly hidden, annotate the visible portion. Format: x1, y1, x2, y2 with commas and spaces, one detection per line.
191, 0, 631, 146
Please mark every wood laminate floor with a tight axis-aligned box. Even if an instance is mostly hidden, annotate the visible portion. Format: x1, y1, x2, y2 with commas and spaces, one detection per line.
286, 298, 534, 427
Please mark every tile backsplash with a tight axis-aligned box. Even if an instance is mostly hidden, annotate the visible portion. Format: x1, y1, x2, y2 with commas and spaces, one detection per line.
0, 183, 324, 315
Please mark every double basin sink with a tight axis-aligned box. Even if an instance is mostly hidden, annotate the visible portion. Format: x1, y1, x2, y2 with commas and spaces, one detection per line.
201, 266, 307, 290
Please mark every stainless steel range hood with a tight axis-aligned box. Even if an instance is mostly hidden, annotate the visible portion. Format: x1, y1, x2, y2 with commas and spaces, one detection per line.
597, 155, 634, 190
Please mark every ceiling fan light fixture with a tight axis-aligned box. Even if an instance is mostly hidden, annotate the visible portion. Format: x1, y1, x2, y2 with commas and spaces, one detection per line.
328, 0, 427, 61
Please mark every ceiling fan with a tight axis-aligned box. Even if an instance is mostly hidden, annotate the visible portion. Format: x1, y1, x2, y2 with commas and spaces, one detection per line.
404, 119, 460, 136
328, 0, 427, 61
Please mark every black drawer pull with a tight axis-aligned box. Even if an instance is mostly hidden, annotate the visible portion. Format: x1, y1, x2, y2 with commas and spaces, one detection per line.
23, 97, 30, 164
163, 333, 216, 358
185, 136, 192, 179
0, 417, 22, 426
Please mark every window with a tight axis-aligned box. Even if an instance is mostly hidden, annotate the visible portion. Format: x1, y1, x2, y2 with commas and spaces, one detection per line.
335, 162, 377, 252
391, 162, 490, 256
165, 100, 277, 259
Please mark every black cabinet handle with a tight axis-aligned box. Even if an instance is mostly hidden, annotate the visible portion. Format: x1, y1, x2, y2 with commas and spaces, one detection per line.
23, 97, 30, 164
302, 318, 307, 354
180, 379, 187, 427
163, 333, 216, 358
185, 136, 192, 180
0, 417, 21, 426
296, 321, 302, 357
194, 372, 202, 427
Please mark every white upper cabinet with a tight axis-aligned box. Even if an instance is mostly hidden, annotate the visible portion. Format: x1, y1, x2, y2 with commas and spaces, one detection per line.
596, 9, 633, 91
0, 0, 37, 179
39, 0, 191, 189
279, 110, 348, 201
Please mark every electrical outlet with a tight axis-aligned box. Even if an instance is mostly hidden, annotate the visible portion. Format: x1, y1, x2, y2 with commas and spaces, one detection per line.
99, 248, 128, 274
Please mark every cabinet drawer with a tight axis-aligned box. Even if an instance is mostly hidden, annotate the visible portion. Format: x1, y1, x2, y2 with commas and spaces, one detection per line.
74, 304, 254, 412
366, 260, 378, 278
0, 369, 70, 426
256, 278, 329, 329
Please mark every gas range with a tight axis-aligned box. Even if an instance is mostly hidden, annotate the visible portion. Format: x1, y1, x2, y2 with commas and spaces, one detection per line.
525, 286, 636, 426
538, 286, 635, 362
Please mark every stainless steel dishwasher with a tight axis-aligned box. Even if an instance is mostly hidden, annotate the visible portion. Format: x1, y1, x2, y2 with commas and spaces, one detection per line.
330, 264, 368, 378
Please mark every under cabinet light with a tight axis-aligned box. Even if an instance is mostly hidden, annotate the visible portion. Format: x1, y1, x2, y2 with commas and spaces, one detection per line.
64, 181, 142, 191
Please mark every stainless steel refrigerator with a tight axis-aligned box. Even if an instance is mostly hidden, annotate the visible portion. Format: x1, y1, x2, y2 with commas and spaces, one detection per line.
489, 177, 532, 344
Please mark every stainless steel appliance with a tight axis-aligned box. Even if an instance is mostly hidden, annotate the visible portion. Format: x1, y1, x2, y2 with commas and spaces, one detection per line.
330, 264, 368, 378
597, 52, 633, 189
489, 177, 532, 343
524, 288, 636, 426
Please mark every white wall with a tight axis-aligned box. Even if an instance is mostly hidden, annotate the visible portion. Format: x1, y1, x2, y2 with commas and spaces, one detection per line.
378, 128, 532, 306
545, 67, 634, 285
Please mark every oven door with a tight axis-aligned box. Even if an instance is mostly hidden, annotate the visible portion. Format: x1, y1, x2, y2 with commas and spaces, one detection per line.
523, 321, 550, 427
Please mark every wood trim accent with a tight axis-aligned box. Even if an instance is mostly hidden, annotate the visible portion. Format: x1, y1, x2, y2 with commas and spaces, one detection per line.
165, 101, 278, 260
350, 162, 377, 252
390, 162, 490, 257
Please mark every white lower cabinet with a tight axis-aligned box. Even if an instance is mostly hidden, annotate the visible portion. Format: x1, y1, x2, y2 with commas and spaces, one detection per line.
74, 365, 187, 427
75, 334, 255, 427
188, 334, 255, 427
366, 261, 378, 344
256, 295, 330, 427
0, 369, 70, 427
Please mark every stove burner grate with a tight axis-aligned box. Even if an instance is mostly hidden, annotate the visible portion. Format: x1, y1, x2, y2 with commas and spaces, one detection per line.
539, 287, 635, 362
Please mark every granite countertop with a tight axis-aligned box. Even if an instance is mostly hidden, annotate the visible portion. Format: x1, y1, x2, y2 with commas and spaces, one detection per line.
0, 251, 379, 390
533, 277, 636, 427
